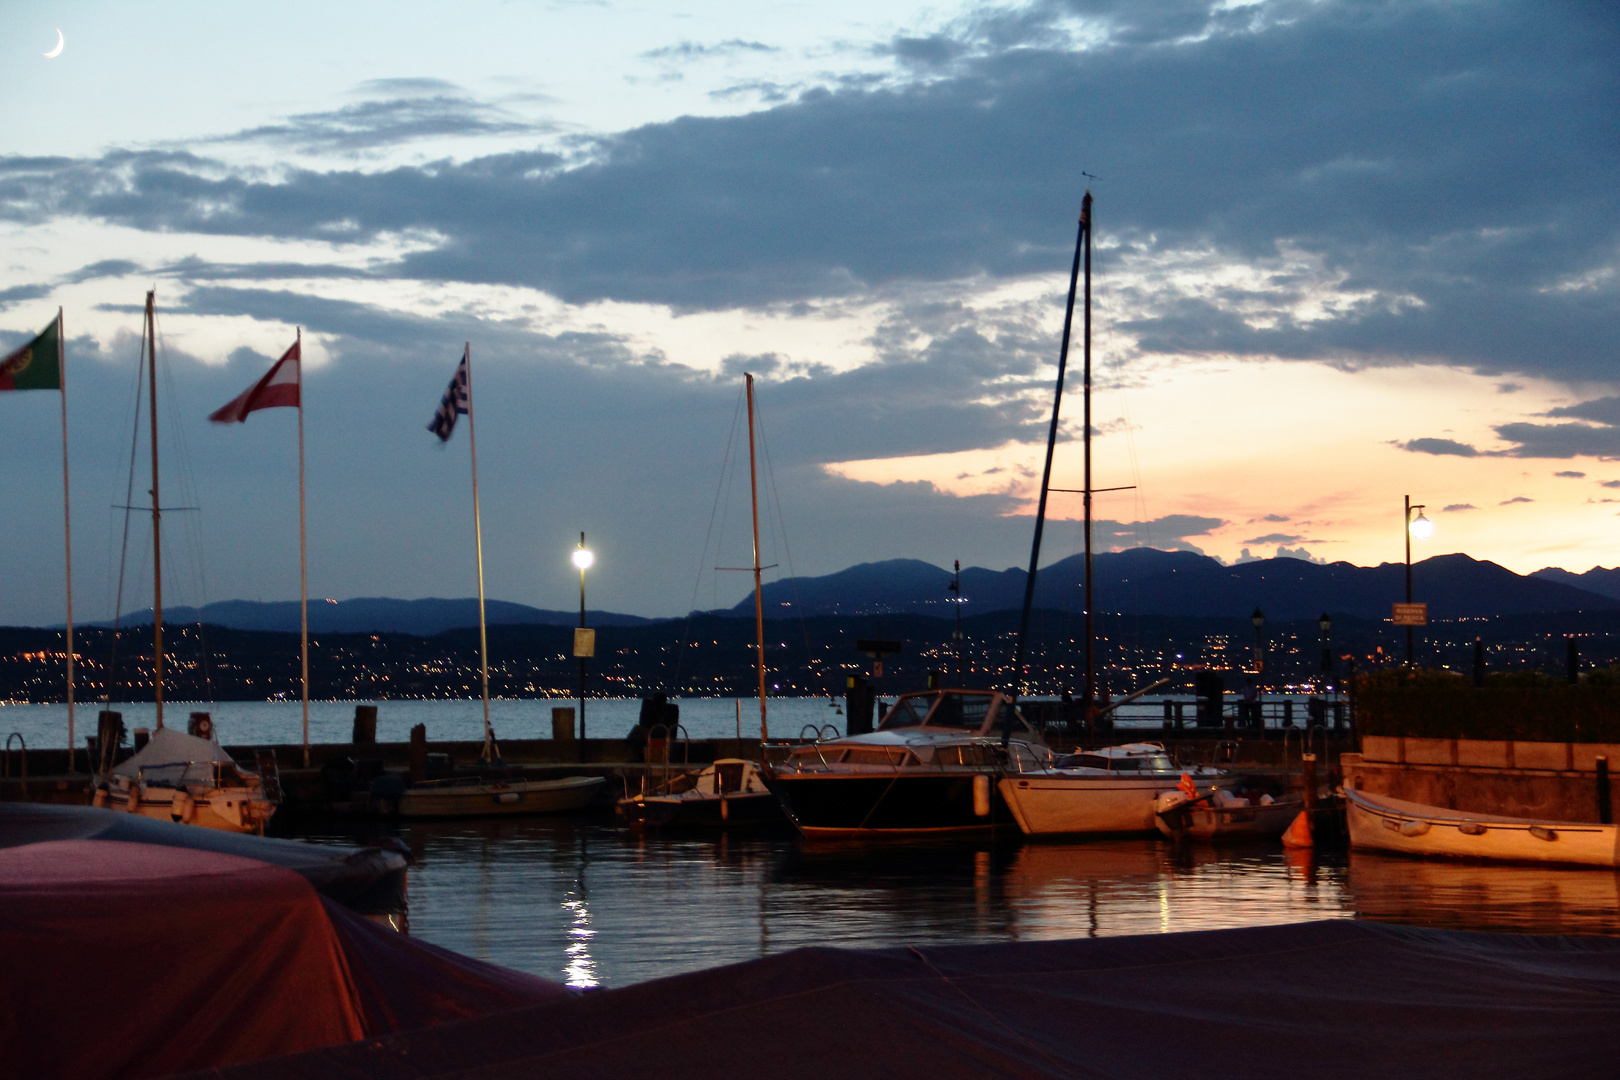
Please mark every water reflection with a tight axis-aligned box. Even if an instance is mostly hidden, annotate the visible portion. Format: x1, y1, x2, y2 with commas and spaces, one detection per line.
1347, 850, 1620, 935
289, 816, 1620, 988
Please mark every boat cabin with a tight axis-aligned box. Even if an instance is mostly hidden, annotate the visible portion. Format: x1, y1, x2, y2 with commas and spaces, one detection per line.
1052, 743, 1176, 773
876, 690, 1042, 741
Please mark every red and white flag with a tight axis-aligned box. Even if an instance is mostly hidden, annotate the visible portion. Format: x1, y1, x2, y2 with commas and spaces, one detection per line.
210, 340, 300, 423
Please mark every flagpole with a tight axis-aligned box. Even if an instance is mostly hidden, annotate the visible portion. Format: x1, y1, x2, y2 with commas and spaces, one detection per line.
147, 290, 164, 730
57, 307, 76, 770
463, 343, 494, 761
297, 328, 310, 768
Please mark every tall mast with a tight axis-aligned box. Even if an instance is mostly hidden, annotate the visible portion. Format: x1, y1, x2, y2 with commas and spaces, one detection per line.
745, 373, 768, 742
464, 343, 494, 761
1081, 193, 1095, 738
1008, 194, 1088, 743
57, 308, 76, 767
146, 290, 165, 729
296, 328, 310, 767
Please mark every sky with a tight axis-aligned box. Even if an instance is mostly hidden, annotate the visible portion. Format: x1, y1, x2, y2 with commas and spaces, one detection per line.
0, 0, 1616, 626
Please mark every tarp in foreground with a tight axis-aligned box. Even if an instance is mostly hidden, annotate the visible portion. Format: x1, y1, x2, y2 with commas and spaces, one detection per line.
0, 839, 568, 1080
184, 919, 1620, 1080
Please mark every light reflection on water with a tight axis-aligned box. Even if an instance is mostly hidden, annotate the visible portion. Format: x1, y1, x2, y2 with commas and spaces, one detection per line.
291, 817, 1620, 988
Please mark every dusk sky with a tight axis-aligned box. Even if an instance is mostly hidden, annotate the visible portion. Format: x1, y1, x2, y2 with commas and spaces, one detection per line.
1, 0, 1615, 626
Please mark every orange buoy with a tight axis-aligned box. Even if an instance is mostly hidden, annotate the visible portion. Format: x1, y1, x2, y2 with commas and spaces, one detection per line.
1281, 809, 1314, 848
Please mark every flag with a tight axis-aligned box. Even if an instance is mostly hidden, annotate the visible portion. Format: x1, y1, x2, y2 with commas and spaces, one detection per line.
428, 346, 470, 442
0, 316, 61, 392
210, 340, 300, 422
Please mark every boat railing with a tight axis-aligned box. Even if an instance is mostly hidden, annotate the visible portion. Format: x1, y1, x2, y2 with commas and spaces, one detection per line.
3, 733, 26, 784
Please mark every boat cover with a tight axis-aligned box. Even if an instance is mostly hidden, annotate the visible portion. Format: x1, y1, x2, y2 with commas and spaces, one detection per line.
0, 838, 570, 1080
110, 725, 237, 777
180, 919, 1620, 1080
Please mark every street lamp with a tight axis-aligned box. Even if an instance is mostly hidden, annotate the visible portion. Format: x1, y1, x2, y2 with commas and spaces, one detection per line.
572, 534, 594, 750
1318, 611, 1333, 679
1404, 497, 1431, 665
1250, 607, 1266, 672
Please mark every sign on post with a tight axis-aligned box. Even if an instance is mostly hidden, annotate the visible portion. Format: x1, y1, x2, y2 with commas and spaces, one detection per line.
1391, 603, 1428, 627
573, 627, 596, 657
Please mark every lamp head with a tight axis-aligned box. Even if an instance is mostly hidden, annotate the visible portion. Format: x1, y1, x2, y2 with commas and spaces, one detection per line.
1408, 508, 1434, 541
1319, 612, 1332, 634
1251, 607, 1265, 629
572, 547, 594, 571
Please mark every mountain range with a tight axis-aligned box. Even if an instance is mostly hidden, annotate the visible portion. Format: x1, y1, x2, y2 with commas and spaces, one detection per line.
44, 550, 1620, 635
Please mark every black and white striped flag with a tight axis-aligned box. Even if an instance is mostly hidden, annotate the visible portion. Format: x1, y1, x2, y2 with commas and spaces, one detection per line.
427, 346, 470, 442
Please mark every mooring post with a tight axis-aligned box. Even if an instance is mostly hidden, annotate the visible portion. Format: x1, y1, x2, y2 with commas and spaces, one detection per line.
1597, 755, 1611, 825
1302, 753, 1318, 814
1567, 636, 1580, 685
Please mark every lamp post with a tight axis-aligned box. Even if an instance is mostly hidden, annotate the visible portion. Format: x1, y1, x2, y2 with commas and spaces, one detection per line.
1404, 496, 1432, 666
1318, 611, 1333, 682
1250, 607, 1266, 674
572, 534, 594, 749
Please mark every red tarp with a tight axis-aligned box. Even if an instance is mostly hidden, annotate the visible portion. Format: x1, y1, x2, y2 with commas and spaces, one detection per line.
179, 919, 1620, 1080
0, 839, 568, 1080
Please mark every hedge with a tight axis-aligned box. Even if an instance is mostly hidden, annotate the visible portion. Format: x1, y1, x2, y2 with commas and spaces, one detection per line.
1354, 667, 1620, 742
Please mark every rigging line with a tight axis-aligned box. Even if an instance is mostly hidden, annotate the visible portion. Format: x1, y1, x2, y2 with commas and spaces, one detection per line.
106, 308, 150, 706
749, 392, 818, 695
671, 386, 746, 690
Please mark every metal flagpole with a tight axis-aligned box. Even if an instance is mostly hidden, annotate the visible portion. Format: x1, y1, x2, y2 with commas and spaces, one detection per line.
297, 328, 310, 768
57, 308, 76, 769
464, 344, 494, 761
147, 291, 165, 729
745, 374, 768, 743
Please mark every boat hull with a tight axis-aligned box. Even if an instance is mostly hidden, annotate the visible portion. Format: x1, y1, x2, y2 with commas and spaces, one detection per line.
397, 775, 604, 818
1343, 787, 1620, 867
618, 791, 782, 828
998, 774, 1189, 836
1156, 798, 1300, 841
98, 788, 274, 834
768, 772, 1009, 838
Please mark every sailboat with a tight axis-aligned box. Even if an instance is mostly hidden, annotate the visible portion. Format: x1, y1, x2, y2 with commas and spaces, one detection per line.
992, 194, 1224, 837
617, 373, 782, 828
91, 291, 278, 834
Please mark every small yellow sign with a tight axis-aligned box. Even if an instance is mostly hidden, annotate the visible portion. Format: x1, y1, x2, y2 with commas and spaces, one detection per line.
573, 628, 596, 657
1392, 602, 1428, 627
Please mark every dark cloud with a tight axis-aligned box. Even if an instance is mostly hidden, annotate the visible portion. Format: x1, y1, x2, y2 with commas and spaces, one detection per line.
1442, 503, 1476, 512
1554, 470, 1587, 478
643, 40, 779, 61
1398, 437, 1479, 457
1244, 532, 1304, 545
61, 259, 140, 284
1500, 496, 1534, 505
0, 284, 50, 310
1492, 421, 1620, 459
1260, 513, 1290, 522
1091, 513, 1224, 555
205, 93, 552, 153
0, 0, 1610, 380
1603, 480, 1620, 489
1547, 397, 1620, 426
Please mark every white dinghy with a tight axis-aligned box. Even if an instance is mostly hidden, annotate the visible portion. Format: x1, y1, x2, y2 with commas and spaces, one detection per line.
95, 726, 277, 834
1343, 786, 1620, 867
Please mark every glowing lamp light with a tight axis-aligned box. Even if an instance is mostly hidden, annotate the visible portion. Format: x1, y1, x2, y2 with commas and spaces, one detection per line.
572, 547, 595, 571
1408, 511, 1434, 541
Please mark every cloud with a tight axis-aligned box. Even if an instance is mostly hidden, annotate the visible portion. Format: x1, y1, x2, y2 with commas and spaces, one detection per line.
1554, 470, 1587, 478
0, 284, 50, 310
1244, 532, 1303, 545
1442, 503, 1476, 512
1603, 480, 1620, 489
1499, 496, 1534, 505
1397, 437, 1479, 457
1259, 513, 1290, 523
1092, 513, 1225, 554
642, 40, 780, 62
1275, 545, 1324, 564
1492, 422, 1620, 459
204, 89, 552, 153
1547, 397, 1620, 426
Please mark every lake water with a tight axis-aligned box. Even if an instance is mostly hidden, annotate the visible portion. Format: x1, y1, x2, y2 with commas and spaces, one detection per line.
290, 815, 1620, 990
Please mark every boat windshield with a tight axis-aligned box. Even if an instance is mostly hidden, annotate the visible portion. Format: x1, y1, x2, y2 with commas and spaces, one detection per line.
880, 692, 995, 731
1057, 752, 1176, 772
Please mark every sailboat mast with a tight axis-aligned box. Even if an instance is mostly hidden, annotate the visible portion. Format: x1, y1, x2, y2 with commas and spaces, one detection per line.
1081, 193, 1095, 739
145, 290, 164, 729
57, 308, 76, 768
745, 373, 768, 742
1008, 195, 1088, 740
296, 328, 310, 768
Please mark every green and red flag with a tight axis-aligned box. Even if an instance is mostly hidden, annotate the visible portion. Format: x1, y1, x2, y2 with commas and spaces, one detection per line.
0, 316, 62, 392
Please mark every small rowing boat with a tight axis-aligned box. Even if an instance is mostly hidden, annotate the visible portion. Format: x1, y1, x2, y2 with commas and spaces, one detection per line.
395, 774, 604, 818
1342, 785, 1620, 867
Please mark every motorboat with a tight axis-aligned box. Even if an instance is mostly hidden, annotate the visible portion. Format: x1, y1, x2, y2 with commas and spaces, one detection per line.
617, 758, 782, 828
762, 688, 1046, 838
1154, 786, 1301, 841
394, 774, 604, 818
997, 744, 1231, 837
92, 725, 278, 834
1342, 785, 1620, 867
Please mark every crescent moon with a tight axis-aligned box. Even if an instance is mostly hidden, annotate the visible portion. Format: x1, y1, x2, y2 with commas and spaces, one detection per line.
44, 29, 64, 59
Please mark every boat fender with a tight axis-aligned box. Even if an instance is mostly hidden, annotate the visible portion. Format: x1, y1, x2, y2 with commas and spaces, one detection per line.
171, 790, 194, 824
125, 786, 140, 813
1177, 773, 1198, 800
1399, 819, 1431, 837
1458, 821, 1488, 836
92, 787, 108, 809
720, 795, 730, 822
972, 774, 991, 817
1260, 794, 1275, 806
1530, 825, 1558, 842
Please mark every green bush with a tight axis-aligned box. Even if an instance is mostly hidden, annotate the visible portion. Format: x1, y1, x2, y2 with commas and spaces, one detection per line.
1355, 666, 1620, 742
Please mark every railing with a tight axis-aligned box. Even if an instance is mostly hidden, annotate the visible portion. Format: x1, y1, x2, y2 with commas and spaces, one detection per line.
1032, 695, 1351, 733
3, 733, 26, 785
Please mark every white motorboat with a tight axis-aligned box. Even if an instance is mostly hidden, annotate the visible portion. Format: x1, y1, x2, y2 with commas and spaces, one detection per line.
93, 726, 277, 834
617, 758, 782, 828
1343, 785, 1620, 867
763, 689, 1047, 838
997, 743, 1231, 837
